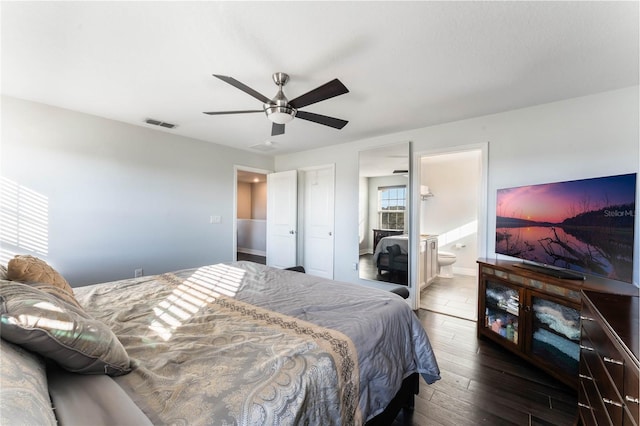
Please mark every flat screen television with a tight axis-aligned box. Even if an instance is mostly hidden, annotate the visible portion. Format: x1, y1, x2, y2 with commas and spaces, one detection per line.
496, 173, 637, 283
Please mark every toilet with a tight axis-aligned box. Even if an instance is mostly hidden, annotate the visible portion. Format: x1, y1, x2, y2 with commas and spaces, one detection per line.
437, 251, 457, 278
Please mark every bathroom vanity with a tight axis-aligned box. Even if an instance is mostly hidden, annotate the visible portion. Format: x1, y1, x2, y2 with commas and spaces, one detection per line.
421, 235, 438, 290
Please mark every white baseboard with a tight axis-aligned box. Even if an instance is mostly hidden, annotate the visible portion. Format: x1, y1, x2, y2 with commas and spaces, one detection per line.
237, 248, 266, 257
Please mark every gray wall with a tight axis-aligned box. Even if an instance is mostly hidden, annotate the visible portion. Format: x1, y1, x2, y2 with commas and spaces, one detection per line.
2, 87, 638, 289
1, 96, 273, 286
276, 87, 640, 288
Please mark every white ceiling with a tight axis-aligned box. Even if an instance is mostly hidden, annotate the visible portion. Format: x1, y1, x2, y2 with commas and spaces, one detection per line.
2, 1, 638, 156
359, 142, 409, 178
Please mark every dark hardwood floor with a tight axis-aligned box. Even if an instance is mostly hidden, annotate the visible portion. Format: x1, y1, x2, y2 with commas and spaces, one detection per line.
236, 252, 266, 264
359, 253, 408, 285
392, 310, 578, 425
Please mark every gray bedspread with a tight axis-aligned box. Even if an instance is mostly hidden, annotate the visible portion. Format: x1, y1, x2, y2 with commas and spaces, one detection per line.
74, 261, 440, 425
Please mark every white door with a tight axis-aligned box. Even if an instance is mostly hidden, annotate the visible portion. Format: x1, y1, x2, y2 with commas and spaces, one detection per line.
303, 166, 335, 279
266, 170, 297, 268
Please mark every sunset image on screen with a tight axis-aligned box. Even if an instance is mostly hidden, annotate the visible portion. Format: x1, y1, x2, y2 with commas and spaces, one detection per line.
496, 173, 636, 283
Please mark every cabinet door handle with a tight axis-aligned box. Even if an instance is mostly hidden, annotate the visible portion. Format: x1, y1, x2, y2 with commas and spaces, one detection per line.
578, 373, 593, 381
602, 398, 623, 408
625, 396, 640, 404
579, 344, 594, 352
578, 402, 592, 409
603, 356, 624, 366
579, 315, 594, 322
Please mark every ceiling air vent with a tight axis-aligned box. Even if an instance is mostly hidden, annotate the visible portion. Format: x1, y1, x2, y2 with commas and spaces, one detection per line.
145, 118, 176, 129
249, 141, 277, 152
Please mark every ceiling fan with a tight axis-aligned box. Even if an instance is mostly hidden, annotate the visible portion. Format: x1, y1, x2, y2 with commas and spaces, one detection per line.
204, 73, 349, 136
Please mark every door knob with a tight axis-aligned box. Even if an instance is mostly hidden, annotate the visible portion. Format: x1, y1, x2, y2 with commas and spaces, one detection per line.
289, 230, 295, 234
329, 232, 332, 236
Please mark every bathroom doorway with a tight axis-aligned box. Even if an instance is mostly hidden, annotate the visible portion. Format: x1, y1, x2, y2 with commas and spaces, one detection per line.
417, 146, 486, 321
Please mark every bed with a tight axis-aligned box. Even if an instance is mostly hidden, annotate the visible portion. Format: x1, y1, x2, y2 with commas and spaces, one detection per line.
373, 234, 409, 263
373, 235, 409, 275
0, 256, 440, 425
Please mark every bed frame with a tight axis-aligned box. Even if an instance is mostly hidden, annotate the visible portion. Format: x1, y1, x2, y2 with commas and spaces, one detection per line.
365, 373, 419, 425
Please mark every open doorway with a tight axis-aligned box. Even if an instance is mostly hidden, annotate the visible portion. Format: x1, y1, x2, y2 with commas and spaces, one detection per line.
418, 147, 486, 321
234, 165, 335, 276
234, 167, 269, 265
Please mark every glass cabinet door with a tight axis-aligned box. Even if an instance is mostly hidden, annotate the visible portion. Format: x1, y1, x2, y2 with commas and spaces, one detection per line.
483, 280, 521, 345
527, 293, 580, 377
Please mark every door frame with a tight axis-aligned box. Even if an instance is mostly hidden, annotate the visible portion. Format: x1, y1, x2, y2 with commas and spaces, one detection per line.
410, 142, 488, 310
233, 165, 272, 262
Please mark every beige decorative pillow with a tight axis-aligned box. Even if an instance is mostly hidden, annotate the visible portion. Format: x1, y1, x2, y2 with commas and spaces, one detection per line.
7, 255, 73, 295
30, 282, 84, 310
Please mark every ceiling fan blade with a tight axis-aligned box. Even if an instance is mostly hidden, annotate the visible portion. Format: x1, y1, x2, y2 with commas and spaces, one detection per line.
213, 75, 271, 104
271, 123, 285, 136
289, 79, 349, 109
295, 111, 348, 129
203, 110, 263, 115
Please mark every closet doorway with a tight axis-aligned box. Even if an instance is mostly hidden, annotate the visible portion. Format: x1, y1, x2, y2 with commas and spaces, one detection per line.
234, 166, 270, 264
300, 165, 335, 279
233, 165, 335, 277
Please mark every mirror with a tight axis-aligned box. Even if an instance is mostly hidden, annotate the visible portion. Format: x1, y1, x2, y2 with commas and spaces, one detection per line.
358, 143, 410, 285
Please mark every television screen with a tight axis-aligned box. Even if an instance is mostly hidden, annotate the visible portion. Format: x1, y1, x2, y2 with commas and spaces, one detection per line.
496, 173, 637, 283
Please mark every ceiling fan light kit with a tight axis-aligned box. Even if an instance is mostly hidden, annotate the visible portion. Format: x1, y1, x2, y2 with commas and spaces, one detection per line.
204, 72, 349, 137
265, 106, 296, 124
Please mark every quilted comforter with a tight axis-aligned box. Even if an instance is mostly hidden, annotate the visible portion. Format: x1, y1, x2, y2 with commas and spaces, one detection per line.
74, 261, 440, 425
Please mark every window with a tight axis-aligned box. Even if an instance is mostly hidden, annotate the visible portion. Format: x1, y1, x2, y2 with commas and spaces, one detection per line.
0, 177, 49, 264
378, 185, 406, 230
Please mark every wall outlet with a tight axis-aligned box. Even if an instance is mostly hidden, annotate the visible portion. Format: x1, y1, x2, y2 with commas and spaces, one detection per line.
352, 262, 358, 271
210, 215, 221, 224
134, 268, 143, 278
